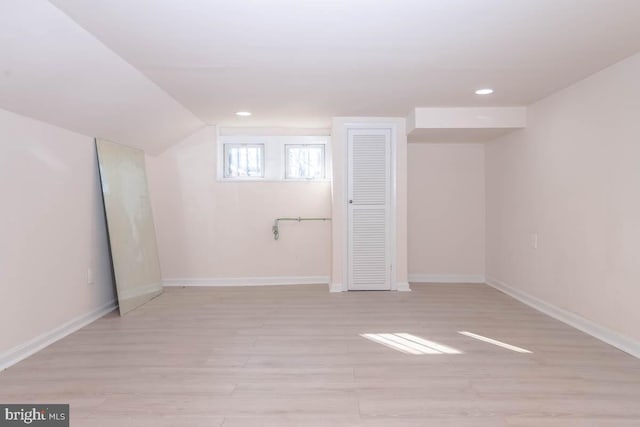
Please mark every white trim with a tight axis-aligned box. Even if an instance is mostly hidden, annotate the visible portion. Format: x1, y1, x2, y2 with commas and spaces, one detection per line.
219, 127, 331, 137
0, 299, 118, 371
163, 276, 330, 287
284, 143, 327, 180
329, 282, 410, 292
395, 282, 412, 292
222, 141, 266, 180
329, 282, 344, 293
217, 134, 331, 182
486, 276, 640, 359
389, 125, 398, 291
409, 274, 486, 284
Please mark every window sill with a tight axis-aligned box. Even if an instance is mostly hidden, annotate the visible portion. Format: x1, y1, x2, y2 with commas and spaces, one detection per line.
216, 178, 331, 183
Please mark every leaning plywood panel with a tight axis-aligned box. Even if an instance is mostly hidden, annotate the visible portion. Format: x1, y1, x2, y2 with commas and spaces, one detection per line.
96, 139, 162, 315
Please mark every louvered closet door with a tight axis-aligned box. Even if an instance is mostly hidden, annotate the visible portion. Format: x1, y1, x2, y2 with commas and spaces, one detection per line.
347, 129, 391, 290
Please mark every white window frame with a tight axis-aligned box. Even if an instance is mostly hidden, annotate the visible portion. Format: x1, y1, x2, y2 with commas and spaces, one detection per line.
222, 142, 265, 179
284, 144, 326, 181
217, 135, 330, 182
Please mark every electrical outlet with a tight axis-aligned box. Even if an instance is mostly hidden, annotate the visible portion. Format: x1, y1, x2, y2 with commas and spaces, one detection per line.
87, 268, 94, 284
531, 234, 538, 249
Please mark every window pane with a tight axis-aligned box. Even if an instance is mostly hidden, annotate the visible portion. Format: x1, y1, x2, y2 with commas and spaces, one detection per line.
285, 144, 325, 179
224, 144, 264, 178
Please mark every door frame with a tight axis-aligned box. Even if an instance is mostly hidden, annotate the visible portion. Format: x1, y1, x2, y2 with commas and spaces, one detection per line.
343, 123, 398, 291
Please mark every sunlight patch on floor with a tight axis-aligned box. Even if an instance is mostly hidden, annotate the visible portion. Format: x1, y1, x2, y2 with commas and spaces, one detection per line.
361, 333, 462, 355
458, 331, 532, 353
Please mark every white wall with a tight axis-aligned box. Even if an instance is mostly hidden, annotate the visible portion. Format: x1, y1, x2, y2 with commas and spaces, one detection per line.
486, 52, 640, 344
146, 126, 332, 284
0, 108, 115, 358
408, 143, 485, 282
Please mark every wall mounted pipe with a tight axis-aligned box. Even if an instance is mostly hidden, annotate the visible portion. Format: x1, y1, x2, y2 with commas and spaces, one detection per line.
272, 217, 331, 240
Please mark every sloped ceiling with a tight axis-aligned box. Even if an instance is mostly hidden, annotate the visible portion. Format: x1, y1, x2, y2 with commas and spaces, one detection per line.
0, 0, 203, 153
50, 0, 640, 129
3, 1, 640, 150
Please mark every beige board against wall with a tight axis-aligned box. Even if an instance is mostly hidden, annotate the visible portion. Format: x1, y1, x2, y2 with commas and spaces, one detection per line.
96, 139, 162, 315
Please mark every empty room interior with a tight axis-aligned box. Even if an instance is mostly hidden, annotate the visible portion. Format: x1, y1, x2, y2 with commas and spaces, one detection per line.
2, 0, 640, 425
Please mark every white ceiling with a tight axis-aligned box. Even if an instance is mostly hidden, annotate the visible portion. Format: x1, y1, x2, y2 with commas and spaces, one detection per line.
3, 1, 640, 150
408, 128, 519, 143
0, 1, 203, 153
50, 0, 640, 129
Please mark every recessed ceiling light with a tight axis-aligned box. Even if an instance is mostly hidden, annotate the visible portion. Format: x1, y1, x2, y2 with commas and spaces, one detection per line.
236, 111, 252, 116
475, 88, 494, 95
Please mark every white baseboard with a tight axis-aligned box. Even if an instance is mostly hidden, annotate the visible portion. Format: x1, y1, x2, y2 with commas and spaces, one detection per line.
395, 281, 412, 292
163, 276, 330, 287
0, 299, 118, 371
329, 282, 344, 293
409, 274, 486, 284
486, 276, 640, 359
328, 282, 411, 292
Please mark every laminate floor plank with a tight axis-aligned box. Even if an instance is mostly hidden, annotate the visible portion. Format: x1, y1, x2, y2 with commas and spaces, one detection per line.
1, 284, 639, 426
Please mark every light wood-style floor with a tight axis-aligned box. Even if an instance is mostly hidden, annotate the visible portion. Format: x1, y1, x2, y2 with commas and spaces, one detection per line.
1, 284, 640, 426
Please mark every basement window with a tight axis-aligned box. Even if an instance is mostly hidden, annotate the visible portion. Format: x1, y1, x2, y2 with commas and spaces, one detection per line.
223, 143, 265, 179
285, 144, 325, 180
218, 135, 330, 181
